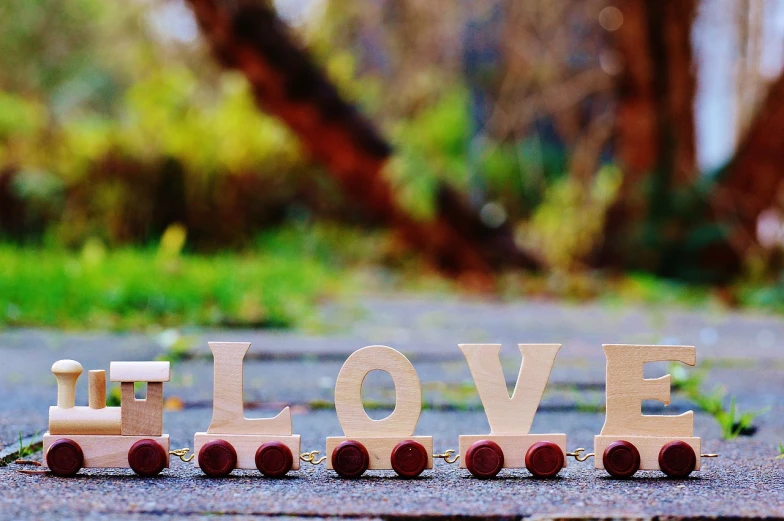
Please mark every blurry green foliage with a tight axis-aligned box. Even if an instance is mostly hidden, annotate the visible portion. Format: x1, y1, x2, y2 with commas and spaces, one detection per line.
4, 0, 784, 327
519, 165, 621, 271
386, 90, 472, 220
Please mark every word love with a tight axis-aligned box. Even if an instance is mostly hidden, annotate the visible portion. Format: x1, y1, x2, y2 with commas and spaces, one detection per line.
43, 343, 710, 480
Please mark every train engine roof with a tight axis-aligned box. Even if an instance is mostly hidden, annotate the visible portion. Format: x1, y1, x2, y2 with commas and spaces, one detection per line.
109, 361, 170, 383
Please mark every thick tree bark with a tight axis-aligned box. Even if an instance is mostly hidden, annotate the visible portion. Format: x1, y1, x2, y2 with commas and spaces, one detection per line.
185, 0, 539, 279
596, 0, 698, 270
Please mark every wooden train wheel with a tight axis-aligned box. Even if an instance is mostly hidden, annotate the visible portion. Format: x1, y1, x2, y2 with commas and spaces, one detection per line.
128, 439, 167, 477
255, 441, 294, 478
46, 439, 84, 477
331, 440, 369, 479
198, 439, 237, 478
525, 441, 564, 479
390, 440, 428, 478
602, 440, 640, 479
658, 440, 696, 478
465, 440, 504, 479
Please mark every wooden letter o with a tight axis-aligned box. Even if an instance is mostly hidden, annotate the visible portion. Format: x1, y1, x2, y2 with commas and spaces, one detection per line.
334, 345, 422, 437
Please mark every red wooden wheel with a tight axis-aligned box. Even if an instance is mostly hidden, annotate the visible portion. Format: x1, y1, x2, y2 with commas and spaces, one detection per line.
602, 440, 640, 479
525, 441, 564, 478
128, 439, 168, 477
46, 438, 84, 477
658, 440, 697, 478
465, 440, 504, 479
198, 439, 237, 478
391, 440, 428, 478
255, 441, 294, 478
331, 440, 369, 479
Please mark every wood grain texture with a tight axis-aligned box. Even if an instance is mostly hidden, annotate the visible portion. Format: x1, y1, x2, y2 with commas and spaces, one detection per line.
334, 345, 422, 437
52, 359, 83, 409
193, 432, 301, 470
593, 435, 701, 471
110, 361, 170, 382
43, 433, 170, 468
458, 434, 567, 469
48, 406, 122, 435
121, 382, 163, 436
206, 342, 292, 435
325, 436, 433, 470
601, 344, 695, 437
460, 343, 560, 435
88, 370, 106, 409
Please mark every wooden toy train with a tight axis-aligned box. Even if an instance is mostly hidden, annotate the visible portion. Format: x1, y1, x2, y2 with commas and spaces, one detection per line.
44, 343, 715, 480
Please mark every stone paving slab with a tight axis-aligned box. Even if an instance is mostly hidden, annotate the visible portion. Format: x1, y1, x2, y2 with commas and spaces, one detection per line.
2, 295, 784, 519
185, 296, 784, 361
1, 409, 782, 520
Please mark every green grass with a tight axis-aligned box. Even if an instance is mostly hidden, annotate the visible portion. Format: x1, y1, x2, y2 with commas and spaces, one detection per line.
17, 431, 39, 458
670, 362, 768, 440
7, 220, 784, 332
777, 443, 784, 459
0, 234, 342, 330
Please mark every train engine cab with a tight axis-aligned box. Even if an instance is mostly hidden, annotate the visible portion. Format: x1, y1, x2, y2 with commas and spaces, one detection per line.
43, 359, 171, 477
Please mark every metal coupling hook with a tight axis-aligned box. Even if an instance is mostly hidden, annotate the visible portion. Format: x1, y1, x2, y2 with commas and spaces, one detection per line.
433, 449, 460, 464
300, 450, 327, 465
567, 448, 595, 462
169, 448, 195, 463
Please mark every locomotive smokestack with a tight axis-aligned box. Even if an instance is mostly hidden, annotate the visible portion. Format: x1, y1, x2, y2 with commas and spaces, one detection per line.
52, 359, 83, 409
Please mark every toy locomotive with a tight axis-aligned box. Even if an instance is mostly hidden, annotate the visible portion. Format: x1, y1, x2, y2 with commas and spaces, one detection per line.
44, 342, 713, 480
45, 360, 171, 476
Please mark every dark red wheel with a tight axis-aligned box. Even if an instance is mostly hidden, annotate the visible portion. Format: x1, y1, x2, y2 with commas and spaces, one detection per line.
331, 440, 369, 479
603, 440, 640, 479
525, 441, 564, 478
255, 441, 294, 478
198, 439, 237, 478
391, 440, 428, 478
46, 439, 84, 477
465, 440, 504, 479
658, 441, 696, 478
128, 439, 167, 477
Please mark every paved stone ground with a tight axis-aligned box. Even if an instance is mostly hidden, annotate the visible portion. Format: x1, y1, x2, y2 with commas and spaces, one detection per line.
1, 295, 783, 520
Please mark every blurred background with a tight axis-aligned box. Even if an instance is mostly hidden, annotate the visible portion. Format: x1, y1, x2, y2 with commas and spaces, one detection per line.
2, 0, 784, 330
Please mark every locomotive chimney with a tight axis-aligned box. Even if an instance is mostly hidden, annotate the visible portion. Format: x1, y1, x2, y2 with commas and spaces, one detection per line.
88, 370, 107, 409
52, 359, 83, 409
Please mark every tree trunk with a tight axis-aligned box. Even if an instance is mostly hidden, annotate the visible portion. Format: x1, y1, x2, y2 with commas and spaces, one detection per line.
703, 70, 784, 277
184, 0, 539, 280
596, 0, 698, 271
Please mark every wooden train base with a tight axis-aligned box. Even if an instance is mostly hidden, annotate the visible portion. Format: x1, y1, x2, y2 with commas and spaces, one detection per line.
594, 435, 701, 478
43, 434, 170, 477
458, 434, 567, 479
325, 436, 434, 478
194, 433, 301, 477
